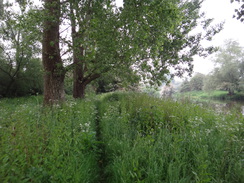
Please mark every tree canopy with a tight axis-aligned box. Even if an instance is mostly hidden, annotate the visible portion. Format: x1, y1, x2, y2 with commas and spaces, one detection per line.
0, 0, 222, 104
203, 40, 244, 95
180, 73, 205, 92
231, 0, 244, 22
0, 1, 42, 97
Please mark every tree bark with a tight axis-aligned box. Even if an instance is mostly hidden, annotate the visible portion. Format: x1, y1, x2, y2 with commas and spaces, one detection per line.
72, 45, 100, 98
69, 1, 100, 99
73, 72, 100, 99
228, 88, 234, 96
73, 77, 86, 98
42, 0, 65, 105
72, 46, 86, 98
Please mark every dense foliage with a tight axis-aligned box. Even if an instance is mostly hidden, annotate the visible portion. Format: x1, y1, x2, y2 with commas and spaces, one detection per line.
204, 40, 244, 95
180, 73, 205, 92
0, 92, 243, 182
39, 0, 222, 104
180, 40, 244, 95
0, 96, 99, 182
0, 0, 222, 102
0, 1, 42, 97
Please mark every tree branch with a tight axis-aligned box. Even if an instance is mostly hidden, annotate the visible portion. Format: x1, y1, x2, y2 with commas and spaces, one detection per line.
83, 73, 100, 86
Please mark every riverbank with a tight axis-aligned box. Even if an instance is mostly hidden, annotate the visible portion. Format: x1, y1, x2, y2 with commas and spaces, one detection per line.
174, 90, 244, 114
175, 90, 244, 101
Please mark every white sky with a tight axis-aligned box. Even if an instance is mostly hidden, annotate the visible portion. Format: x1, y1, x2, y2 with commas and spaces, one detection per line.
192, 0, 244, 75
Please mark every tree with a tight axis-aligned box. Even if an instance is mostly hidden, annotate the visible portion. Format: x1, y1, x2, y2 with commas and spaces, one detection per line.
42, 0, 66, 105
117, 0, 221, 84
180, 79, 192, 92
203, 39, 244, 95
180, 73, 205, 92
0, 1, 42, 97
203, 73, 219, 92
66, 0, 150, 98
190, 73, 205, 91
231, 0, 244, 22
63, 0, 222, 99
39, 0, 222, 104
67, 0, 118, 98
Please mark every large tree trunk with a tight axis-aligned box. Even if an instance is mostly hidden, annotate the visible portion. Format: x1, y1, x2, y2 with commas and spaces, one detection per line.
72, 45, 100, 98
73, 78, 86, 98
72, 51, 100, 98
70, 1, 84, 99
72, 48, 100, 98
70, 1, 100, 99
42, 0, 65, 105
73, 49, 86, 99
228, 88, 234, 96
73, 72, 100, 99
70, 9, 86, 98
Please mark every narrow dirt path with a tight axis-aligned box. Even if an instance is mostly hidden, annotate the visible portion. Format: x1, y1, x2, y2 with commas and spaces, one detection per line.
95, 101, 108, 183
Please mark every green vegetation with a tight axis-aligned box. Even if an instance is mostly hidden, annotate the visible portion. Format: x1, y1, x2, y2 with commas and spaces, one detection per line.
180, 73, 205, 93
203, 40, 244, 96
1, 92, 243, 182
0, 0, 222, 103
0, 96, 99, 182
176, 90, 244, 101
180, 40, 244, 97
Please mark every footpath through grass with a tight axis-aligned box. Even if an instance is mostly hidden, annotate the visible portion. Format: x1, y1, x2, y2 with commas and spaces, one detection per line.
0, 93, 243, 182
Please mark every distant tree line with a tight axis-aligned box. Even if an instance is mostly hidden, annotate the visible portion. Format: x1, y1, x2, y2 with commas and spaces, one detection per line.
180, 73, 205, 93
180, 40, 244, 95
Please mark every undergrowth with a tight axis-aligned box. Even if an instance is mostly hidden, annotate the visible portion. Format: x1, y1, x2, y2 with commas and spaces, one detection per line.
99, 92, 243, 183
0, 93, 243, 182
0, 96, 99, 182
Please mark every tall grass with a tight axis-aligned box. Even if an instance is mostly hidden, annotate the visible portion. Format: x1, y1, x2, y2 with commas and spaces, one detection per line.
0, 93, 243, 182
0, 96, 99, 182
99, 92, 243, 183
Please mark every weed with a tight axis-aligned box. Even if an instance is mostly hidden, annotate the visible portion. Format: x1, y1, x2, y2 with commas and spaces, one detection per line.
0, 93, 243, 182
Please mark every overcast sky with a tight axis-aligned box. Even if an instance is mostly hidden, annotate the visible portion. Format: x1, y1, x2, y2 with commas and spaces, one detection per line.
194, 0, 244, 74
201, 0, 244, 47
